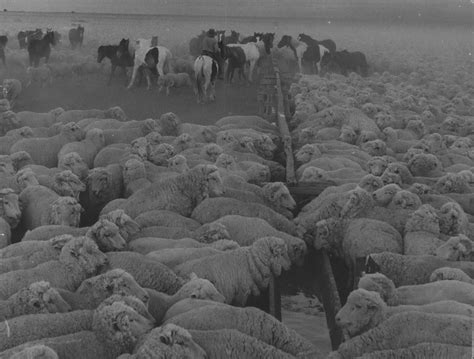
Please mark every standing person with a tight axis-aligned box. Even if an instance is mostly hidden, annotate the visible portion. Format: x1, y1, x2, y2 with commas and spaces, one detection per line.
201, 28, 224, 80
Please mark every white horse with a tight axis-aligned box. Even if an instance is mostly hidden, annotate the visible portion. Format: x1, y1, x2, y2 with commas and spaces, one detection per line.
227, 40, 265, 83
277, 35, 329, 74
194, 55, 218, 104
126, 39, 173, 90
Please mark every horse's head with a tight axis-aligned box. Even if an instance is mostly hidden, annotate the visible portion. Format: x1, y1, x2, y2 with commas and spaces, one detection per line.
277, 35, 291, 48
97, 46, 106, 63
117, 38, 130, 58
230, 30, 239, 39
262, 32, 275, 54
45, 29, 55, 45
254, 32, 264, 42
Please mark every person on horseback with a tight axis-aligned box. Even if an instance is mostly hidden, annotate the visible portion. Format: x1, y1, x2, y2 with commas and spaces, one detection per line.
201, 28, 224, 80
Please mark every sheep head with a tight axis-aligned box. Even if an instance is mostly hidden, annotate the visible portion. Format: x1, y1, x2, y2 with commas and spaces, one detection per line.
105, 106, 127, 121
49, 107, 65, 118
313, 218, 339, 251
0, 155, 15, 176
10, 345, 59, 359
435, 173, 471, 194
134, 324, 207, 359
123, 158, 146, 184
15, 167, 40, 191
339, 125, 357, 145
262, 182, 296, 211
295, 144, 321, 164
405, 204, 439, 234
52, 170, 86, 200
200, 126, 217, 143
61, 122, 84, 142
438, 202, 469, 236
191, 164, 224, 198
98, 294, 154, 324
358, 174, 384, 193
85, 128, 106, 148
58, 152, 89, 180
141, 118, 158, 135
300, 166, 330, 183
100, 209, 140, 242
10, 280, 72, 316
196, 222, 230, 243
201, 143, 223, 162
145, 130, 163, 145
167, 155, 189, 174
0, 110, 19, 135
0, 188, 21, 229
253, 236, 291, 276
147, 143, 175, 166
246, 162, 271, 186
357, 272, 396, 304
214, 153, 237, 170
407, 182, 435, 196
92, 301, 154, 354
12, 126, 34, 138
384, 162, 413, 185
77, 269, 149, 306
87, 168, 112, 201
10, 151, 34, 172
371, 184, 401, 207
407, 153, 443, 177
59, 236, 108, 276
158, 112, 181, 136
361, 139, 387, 157
172, 133, 194, 152
430, 267, 472, 283
380, 170, 402, 186
49, 196, 83, 227
367, 156, 389, 176
86, 218, 127, 252
175, 273, 226, 303
388, 190, 422, 210
255, 134, 277, 159
435, 235, 473, 261
340, 187, 373, 219
335, 288, 386, 339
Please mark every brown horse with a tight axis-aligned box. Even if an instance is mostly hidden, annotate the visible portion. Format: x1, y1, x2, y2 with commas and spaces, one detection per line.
27, 30, 55, 67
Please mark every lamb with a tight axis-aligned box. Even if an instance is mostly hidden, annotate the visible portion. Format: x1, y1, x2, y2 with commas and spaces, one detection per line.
56, 106, 126, 124
165, 303, 319, 357
328, 311, 470, 359
99, 209, 141, 242
365, 251, 474, 286
116, 164, 224, 219
19, 185, 83, 230
55, 269, 149, 310
144, 273, 225, 323
335, 288, 473, 339
403, 204, 443, 255
2, 79, 22, 108
103, 251, 185, 295
26, 65, 53, 88
174, 237, 291, 305
191, 197, 297, 235
57, 128, 105, 168
0, 127, 34, 155
10, 122, 84, 167
358, 272, 474, 306
157, 72, 193, 95
435, 235, 473, 261
430, 267, 474, 284
0, 281, 71, 320
134, 209, 201, 231
0, 236, 108, 299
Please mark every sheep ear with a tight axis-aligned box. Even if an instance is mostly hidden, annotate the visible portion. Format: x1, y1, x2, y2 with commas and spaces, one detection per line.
189, 272, 198, 280
458, 237, 473, 253
159, 334, 171, 345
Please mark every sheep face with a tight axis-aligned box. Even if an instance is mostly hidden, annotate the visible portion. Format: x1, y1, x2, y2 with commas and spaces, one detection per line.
361, 139, 387, 157
205, 167, 225, 197
339, 125, 357, 144
100, 209, 140, 241
0, 189, 22, 228
179, 273, 226, 303
372, 184, 401, 206
255, 134, 277, 159
77, 269, 149, 305
357, 272, 396, 304
158, 112, 181, 136
202, 143, 223, 162
10, 151, 34, 171
389, 190, 422, 210
435, 235, 472, 261
357, 130, 377, 145
61, 122, 84, 142
12, 281, 72, 315
438, 202, 468, 236
435, 173, 470, 194
367, 157, 389, 176
408, 182, 434, 196
405, 119, 426, 138
52, 170, 86, 200
264, 182, 296, 210
59, 236, 108, 276
358, 174, 384, 193
136, 324, 207, 359
129, 137, 148, 160
123, 159, 146, 184
247, 163, 271, 186
15, 168, 40, 190
313, 219, 333, 250
430, 267, 472, 282
87, 219, 127, 252
145, 130, 162, 145
50, 196, 83, 227
86, 128, 106, 148
105, 106, 127, 121
374, 113, 395, 130
167, 155, 189, 174
0, 156, 15, 176
58, 152, 89, 180
197, 222, 230, 243
295, 144, 320, 164
335, 289, 385, 338
384, 162, 412, 185
408, 153, 442, 177
256, 236, 291, 275
147, 143, 174, 166
341, 187, 373, 218
214, 153, 237, 170
380, 170, 402, 186
87, 169, 111, 200
300, 166, 329, 183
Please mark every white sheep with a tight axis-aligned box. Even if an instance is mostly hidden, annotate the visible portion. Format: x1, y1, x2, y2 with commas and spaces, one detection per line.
435, 235, 473, 261
2, 79, 22, 108
26, 65, 53, 88
7, 344, 59, 359
57, 128, 105, 168
99, 209, 140, 242
403, 204, 443, 255
134, 209, 200, 231
0, 127, 34, 155
438, 201, 470, 237
430, 267, 473, 284
56, 106, 126, 124
174, 237, 291, 305
157, 72, 193, 95
15, 108, 64, 128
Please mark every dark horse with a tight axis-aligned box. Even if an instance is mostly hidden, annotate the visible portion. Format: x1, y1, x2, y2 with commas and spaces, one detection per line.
240, 32, 264, 44
189, 30, 206, 57
97, 38, 134, 85
261, 32, 275, 54
298, 33, 336, 55
17, 29, 42, 49
69, 25, 84, 50
321, 49, 368, 77
218, 33, 246, 83
0, 35, 7, 67
27, 30, 55, 67
223, 30, 240, 45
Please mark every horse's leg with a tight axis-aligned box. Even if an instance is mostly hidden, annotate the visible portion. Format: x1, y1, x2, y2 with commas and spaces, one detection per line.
126, 64, 139, 89
108, 64, 117, 85
298, 57, 302, 73
248, 60, 256, 83
210, 80, 216, 102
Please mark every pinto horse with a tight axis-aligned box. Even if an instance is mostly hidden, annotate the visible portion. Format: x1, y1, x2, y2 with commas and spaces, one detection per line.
240, 32, 264, 44
277, 34, 329, 74
194, 55, 218, 104
27, 30, 55, 67
69, 25, 84, 49
97, 38, 134, 85
298, 33, 336, 55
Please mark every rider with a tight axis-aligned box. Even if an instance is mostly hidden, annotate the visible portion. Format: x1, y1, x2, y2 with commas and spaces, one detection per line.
201, 28, 224, 80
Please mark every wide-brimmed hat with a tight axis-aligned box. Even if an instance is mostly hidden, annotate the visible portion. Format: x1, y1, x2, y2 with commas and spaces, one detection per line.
207, 29, 216, 37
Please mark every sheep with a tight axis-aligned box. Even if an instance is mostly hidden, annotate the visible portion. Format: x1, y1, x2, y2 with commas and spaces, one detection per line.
2, 79, 22, 108
85, 218, 127, 252
407, 153, 444, 177
157, 72, 193, 95
55, 269, 149, 310
129, 236, 237, 254
346, 343, 471, 359
7, 344, 60, 359
102, 119, 157, 146
358, 272, 474, 306
403, 204, 443, 255
360, 139, 387, 156
57, 128, 105, 168
56, 106, 126, 124
0, 300, 154, 359
19, 185, 83, 230
20, 225, 88, 243
156, 112, 181, 136
0, 127, 34, 155
134, 209, 201, 231
328, 311, 470, 359
435, 235, 473, 261
335, 288, 473, 339
430, 267, 474, 284
366, 156, 391, 176
57, 152, 89, 181
146, 247, 231, 269
0, 188, 22, 243
365, 251, 474, 286
103, 251, 185, 295
0, 236, 108, 299
99, 209, 141, 242
10, 122, 84, 167
15, 107, 64, 128
122, 158, 150, 197
178, 123, 218, 143
116, 164, 224, 219
143, 273, 225, 324
0, 110, 20, 136
0, 281, 71, 320
165, 303, 319, 357
26, 65, 53, 88
174, 236, 290, 305
199, 215, 306, 265
371, 184, 402, 206
191, 197, 297, 235
438, 201, 470, 237
382, 127, 418, 153
146, 142, 175, 166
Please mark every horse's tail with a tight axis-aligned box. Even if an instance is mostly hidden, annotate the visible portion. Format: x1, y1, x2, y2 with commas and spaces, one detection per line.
194, 56, 204, 97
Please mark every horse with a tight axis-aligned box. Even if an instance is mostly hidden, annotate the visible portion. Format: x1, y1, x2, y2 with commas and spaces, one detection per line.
189, 31, 207, 57
97, 38, 134, 85
193, 55, 218, 104
298, 33, 336, 55
0, 35, 7, 67
69, 25, 84, 49
218, 34, 246, 83
17, 29, 42, 49
321, 49, 368, 77
27, 30, 55, 67
224, 30, 240, 45
277, 34, 329, 74
240, 32, 263, 44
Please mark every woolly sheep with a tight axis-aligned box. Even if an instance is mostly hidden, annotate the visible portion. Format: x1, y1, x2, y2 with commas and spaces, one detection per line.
435, 235, 473, 261
336, 288, 473, 339
2, 79, 22, 108
435, 172, 472, 194
438, 201, 470, 236
358, 272, 474, 306
117, 164, 224, 219
26, 65, 53, 88
122, 158, 150, 197
430, 267, 473, 284
157, 72, 193, 95
0, 188, 22, 234
174, 237, 291, 305
407, 153, 444, 177
0, 236, 108, 299
19, 185, 83, 230
371, 184, 401, 206
366, 156, 391, 176
165, 303, 319, 357
403, 204, 443, 255
0, 127, 34, 155
10, 122, 84, 167
57, 152, 89, 181
57, 128, 106, 168
7, 344, 59, 359
0, 281, 71, 320
56, 106, 126, 124
99, 209, 141, 242
360, 139, 387, 156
